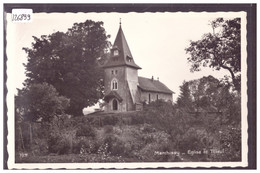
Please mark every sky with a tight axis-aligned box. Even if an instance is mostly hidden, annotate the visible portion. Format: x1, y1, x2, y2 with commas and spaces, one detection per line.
6, 12, 245, 108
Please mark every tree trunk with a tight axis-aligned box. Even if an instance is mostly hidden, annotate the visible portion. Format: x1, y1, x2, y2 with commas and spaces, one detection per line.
19, 125, 25, 152
29, 123, 33, 150
220, 64, 240, 91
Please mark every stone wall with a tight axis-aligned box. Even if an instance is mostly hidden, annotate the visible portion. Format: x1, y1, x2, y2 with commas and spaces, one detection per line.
140, 90, 172, 104
104, 66, 138, 112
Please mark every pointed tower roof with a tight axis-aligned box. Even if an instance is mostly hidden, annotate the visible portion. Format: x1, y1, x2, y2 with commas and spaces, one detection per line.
103, 24, 141, 69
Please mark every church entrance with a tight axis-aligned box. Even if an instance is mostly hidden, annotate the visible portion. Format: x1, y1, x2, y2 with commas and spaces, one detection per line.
112, 99, 118, 110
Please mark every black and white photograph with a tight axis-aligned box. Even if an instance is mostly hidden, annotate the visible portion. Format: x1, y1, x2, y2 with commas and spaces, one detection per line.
4, 4, 256, 169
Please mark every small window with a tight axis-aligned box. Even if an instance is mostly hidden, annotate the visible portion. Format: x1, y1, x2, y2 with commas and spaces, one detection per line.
112, 79, 118, 90
157, 94, 159, 100
127, 57, 132, 62
149, 93, 151, 103
111, 70, 114, 75
114, 50, 119, 56
127, 55, 132, 62
115, 70, 118, 74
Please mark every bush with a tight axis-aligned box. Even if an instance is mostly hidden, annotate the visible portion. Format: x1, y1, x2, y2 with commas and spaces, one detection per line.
217, 125, 241, 161
137, 130, 174, 162
48, 132, 73, 155
76, 124, 96, 138
103, 135, 131, 157
103, 116, 119, 125
131, 114, 145, 124
104, 125, 113, 134
15, 82, 70, 122
73, 138, 99, 154
141, 123, 156, 133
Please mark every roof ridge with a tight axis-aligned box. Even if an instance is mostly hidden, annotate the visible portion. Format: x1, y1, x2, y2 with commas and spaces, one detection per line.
138, 76, 174, 94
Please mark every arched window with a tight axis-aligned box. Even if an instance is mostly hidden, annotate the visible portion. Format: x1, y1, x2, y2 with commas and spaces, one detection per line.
111, 79, 118, 90
112, 99, 118, 110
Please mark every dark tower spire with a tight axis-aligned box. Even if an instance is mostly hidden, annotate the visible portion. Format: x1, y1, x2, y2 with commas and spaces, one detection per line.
103, 22, 141, 69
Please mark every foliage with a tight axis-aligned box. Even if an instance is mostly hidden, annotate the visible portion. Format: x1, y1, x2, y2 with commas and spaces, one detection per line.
141, 100, 182, 138
23, 20, 111, 115
177, 75, 240, 123
104, 125, 114, 134
103, 115, 119, 125
48, 132, 72, 154
16, 80, 241, 162
176, 81, 194, 111
175, 76, 241, 161
130, 114, 146, 124
73, 138, 99, 154
15, 82, 70, 122
186, 18, 241, 90
76, 124, 96, 138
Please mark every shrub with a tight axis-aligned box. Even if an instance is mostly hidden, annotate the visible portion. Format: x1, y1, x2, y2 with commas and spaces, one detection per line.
131, 114, 145, 124
73, 138, 99, 154
141, 123, 156, 133
47, 132, 73, 155
101, 135, 131, 157
15, 82, 70, 122
138, 139, 174, 162
104, 125, 113, 134
217, 125, 241, 161
103, 116, 119, 125
31, 138, 49, 156
76, 124, 96, 138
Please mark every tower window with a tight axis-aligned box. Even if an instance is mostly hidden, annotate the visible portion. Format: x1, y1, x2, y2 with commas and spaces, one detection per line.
115, 70, 118, 74
111, 70, 114, 75
126, 56, 132, 62
112, 79, 118, 90
114, 50, 119, 56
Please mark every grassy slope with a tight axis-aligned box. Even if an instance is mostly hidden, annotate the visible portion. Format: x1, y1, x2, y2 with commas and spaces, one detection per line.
16, 102, 241, 163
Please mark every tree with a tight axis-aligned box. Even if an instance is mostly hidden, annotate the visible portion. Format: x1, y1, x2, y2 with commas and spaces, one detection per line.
176, 76, 241, 161
16, 82, 70, 122
185, 18, 241, 91
176, 81, 194, 111
176, 76, 240, 124
23, 20, 111, 115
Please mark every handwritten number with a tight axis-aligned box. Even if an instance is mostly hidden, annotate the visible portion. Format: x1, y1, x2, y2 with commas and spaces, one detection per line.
12, 13, 31, 21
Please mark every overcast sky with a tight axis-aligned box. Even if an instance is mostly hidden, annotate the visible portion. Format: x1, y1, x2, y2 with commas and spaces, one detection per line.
7, 12, 245, 104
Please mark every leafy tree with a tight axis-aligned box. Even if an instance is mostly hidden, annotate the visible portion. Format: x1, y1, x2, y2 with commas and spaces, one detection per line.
186, 18, 241, 91
176, 76, 241, 161
16, 82, 70, 122
177, 76, 240, 124
23, 20, 111, 115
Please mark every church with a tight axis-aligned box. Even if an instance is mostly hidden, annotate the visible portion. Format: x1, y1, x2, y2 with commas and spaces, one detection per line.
103, 23, 173, 112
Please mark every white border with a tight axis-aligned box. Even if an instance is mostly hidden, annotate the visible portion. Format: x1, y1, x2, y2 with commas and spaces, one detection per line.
6, 10, 248, 169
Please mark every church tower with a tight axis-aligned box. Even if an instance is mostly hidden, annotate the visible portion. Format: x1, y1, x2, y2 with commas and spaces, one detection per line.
103, 22, 141, 112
